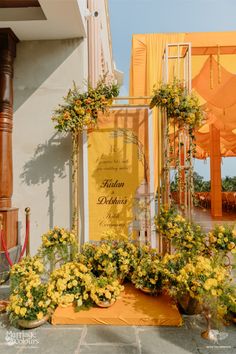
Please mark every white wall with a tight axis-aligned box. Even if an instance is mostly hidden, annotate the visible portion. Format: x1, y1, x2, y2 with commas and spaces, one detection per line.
12, 38, 88, 255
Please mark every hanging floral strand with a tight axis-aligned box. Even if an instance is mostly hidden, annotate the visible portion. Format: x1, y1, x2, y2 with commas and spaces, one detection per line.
52, 78, 120, 242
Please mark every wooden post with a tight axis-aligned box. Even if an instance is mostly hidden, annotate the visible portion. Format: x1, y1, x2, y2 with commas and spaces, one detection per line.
0, 29, 19, 250
210, 124, 222, 217
71, 132, 79, 242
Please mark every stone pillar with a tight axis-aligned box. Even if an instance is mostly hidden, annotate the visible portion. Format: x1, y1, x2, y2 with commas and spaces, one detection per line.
0, 28, 19, 250
210, 124, 222, 217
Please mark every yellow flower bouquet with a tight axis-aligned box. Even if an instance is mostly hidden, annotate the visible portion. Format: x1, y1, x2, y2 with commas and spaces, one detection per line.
10, 256, 44, 292
39, 227, 77, 272
78, 241, 117, 278
90, 276, 124, 307
7, 273, 52, 328
78, 237, 139, 282
52, 78, 119, 133
131, 250, 163, 294
115, 240, 138, 281
156, 207, 207, 255
150, 81, 204, 133
163, 253, 232, 318
208, 224, 236, 254
47, 262, 93, 310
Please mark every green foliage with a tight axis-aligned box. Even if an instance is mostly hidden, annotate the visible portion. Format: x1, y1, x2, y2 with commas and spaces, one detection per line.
52, 78, 119, 133
172, 171, 236, 192
150, 81, 204, 133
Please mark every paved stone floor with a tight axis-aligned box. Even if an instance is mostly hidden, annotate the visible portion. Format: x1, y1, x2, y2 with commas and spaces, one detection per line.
0, 311, 235, 354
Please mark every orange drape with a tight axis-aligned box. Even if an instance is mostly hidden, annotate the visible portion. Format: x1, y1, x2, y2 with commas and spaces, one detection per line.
130, 31, 236, 160
129, 31, 236, 216
130, 33, 185, 192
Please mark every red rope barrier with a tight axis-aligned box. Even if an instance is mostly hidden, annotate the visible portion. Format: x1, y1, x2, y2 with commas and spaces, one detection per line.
0, 212, 30, 267
0, 228, 13, 267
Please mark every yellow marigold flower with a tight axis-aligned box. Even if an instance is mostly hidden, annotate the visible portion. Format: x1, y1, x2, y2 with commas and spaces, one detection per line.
20, 307, 27, 317
77, 298, 83, 307
72, 280, 78, 286
105, 291, 112, 300
228, 242, 235, 250
83, 293, 89, 300
218, 226, 225, 233
14, 306, 21, 315
37, 312, 44, 320
204, 278, 218, 291
211, 289, 217, 296
209, 234, 216, 243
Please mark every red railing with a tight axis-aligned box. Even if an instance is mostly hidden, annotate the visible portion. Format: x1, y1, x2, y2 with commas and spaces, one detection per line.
0, 207, 30, 267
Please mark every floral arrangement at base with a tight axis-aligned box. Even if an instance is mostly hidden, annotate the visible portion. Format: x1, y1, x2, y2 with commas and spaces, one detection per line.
90, 276, 124, 307
78, 234, 139, 282
78, 241, 117, 278
131, 251, 163, 294
52, 78, 119, 133
156, 207, 207, 256
7, 274, 52, 328
38, 227, 77, 272
208, 224, 236, 255
10, 256, 44, 292
162, 253, 235, 320
101, 232, 139, 281
47, 262, 93, 310
115, 240, 138, 281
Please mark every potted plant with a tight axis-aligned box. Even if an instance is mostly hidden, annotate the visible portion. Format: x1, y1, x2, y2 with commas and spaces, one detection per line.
156, 207, 207, 256
47, 262, 93, 310
78, 241, 118, 278
38, 226, 77, 274
7, 274, 52, 329
131, 251, 163, 294
90, 276, 124, 307
10, 256, 44, 292
208, 224, 236, 261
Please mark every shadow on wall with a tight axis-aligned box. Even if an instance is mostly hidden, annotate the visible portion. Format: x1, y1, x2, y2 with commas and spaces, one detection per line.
20, 133, 72, 229
14, 38, 82, 112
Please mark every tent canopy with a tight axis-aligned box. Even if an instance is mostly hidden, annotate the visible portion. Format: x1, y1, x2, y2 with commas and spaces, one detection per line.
130, 31, 236, 159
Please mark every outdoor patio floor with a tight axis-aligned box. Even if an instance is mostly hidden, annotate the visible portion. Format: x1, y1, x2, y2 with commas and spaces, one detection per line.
0, 311, 235, 354
192, 207, 236, 231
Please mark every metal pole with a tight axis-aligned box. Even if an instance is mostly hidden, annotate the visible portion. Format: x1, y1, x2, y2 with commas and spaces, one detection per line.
25, 207, 30, 256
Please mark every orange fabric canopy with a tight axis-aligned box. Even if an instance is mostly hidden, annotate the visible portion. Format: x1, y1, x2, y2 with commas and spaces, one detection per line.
130, 31, 236, 159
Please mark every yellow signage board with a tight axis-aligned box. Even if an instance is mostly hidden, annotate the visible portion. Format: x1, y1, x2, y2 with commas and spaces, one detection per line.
87, 108, 153, 242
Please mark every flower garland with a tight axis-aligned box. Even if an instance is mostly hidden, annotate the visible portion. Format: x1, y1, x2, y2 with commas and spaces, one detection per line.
52, 78, 119, 133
